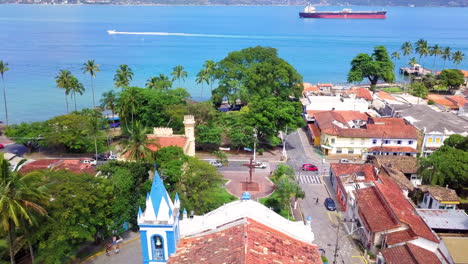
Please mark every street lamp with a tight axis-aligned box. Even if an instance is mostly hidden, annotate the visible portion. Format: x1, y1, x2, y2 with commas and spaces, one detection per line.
253, 128, 258, 161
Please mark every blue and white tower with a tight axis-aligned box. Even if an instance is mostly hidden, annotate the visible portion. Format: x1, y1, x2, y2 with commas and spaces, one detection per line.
138, 171, 180, 264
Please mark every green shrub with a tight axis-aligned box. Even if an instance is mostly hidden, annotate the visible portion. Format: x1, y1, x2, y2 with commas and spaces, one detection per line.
428, 99, 435, 105
258, 148, 264, 155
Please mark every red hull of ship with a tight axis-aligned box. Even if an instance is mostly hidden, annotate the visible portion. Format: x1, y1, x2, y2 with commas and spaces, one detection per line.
299, 13, 386, 19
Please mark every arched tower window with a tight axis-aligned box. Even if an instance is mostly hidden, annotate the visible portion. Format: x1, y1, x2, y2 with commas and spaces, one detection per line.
152, 235, 164, 260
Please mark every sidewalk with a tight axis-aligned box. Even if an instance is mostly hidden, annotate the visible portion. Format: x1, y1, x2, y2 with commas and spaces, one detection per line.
82, 231, 141, 264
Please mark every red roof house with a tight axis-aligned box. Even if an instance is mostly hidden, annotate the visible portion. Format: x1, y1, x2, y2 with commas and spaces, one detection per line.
19, 159, 96, 175
330, 163, 378, 212
355, 175, 439, 251
168, 218, 322, 264
381, 242, 441, 264
347, 87, 373, 101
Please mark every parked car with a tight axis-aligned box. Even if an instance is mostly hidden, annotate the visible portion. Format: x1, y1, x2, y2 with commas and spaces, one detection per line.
108, 154, 118, 160
94, 154, 108, 161
302, 163, 318, 171
81, 158, 97, 166
339, 159, 350, 163
252, 161, 267, 169
209, 160, 223, 168
0, 143, 4, 149
324, 197, 336, 211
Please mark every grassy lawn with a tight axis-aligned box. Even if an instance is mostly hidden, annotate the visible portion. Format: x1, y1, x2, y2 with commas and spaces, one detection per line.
381, 87, 403, 93
259, 192, 295, 220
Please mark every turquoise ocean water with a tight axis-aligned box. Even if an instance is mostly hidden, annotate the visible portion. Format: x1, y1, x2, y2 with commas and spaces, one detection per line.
0, 5, 467, 123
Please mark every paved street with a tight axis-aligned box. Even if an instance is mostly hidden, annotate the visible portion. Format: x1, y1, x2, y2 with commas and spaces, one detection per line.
286, 128, 365, 264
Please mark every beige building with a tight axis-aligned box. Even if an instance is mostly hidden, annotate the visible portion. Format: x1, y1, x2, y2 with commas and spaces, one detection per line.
147, 115, 196, 156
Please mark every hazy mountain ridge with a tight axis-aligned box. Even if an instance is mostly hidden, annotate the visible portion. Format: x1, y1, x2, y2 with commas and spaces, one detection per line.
4, 0, 468, 7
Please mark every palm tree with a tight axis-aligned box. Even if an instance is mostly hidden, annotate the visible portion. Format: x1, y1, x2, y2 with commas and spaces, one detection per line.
171, 65, 188, 86
121, 121, 158, 162
429, 44, 442, 69
409, 57, 418, 67
82, 60, 100, 108
0, 154, 48, 264
55, 69, 73, 113
118, 87, 141, 127
415, 39, 429, 67
100, 90, 117, 128
452, 51, 465, 65
69, 76, 85, 112
401, 41, 413, 56
202, 60, 217, 92
441, 47, 451, 69
391, 51, 400, 66
196, 69, 209, 99
157, 74, 172, 91
114, 64, 133, 89
86, 116, 101, 163
146, 76, 159, 89
0, 61, 10, 126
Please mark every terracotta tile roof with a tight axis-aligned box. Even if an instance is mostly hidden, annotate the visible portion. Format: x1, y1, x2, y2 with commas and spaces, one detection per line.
317, 83, 333, 87
146, 136, 187, 152
303, 82, 319, 93
448, 95, 467, 107
378, 166, 414, 192
308, 124, 321, 138
460, 69, 468, 78
19, 159, 96, 175
420, 185, 460, 203
314, 111, 417, 139
376, 177, 439, 243
19, 159, 61, 174
368, 146, 418, 153
381, 243, 441, 264
377, 91, 397, 101
372, 156, 418, 174
348, 87, 373, 101
330, 163, 378, 183
386, 229, 417, 245
356, 186, 400, 232
168, 218, 322, 264
427, 94, 458, 108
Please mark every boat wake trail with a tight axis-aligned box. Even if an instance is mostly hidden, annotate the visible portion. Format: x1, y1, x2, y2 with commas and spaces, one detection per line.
107, 30, 292, 40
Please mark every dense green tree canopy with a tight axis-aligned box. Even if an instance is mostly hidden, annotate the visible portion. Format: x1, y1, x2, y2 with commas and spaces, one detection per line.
154, 147, 236, 214
30, 170, 114, 264
347, 46, 395, 87
242, 97, 305, 143
212, 46, 303, 105
438, 69, 465, 89
419, 135, 468, 193
43, 111, 107, 153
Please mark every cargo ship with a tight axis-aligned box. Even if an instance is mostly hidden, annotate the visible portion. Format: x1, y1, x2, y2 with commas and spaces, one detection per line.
299, 5, 386, 19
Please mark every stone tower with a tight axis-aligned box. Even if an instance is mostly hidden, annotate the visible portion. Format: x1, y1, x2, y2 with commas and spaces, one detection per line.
183, 115, 196, 156
138, 171, 180, 264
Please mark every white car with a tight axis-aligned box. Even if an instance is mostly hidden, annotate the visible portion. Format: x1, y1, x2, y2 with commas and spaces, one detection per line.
209, 160, 223, 168
339, 159, 350, 163
252, 161, 267, 169
108, 154, 118, 160
82, 158, 97, 166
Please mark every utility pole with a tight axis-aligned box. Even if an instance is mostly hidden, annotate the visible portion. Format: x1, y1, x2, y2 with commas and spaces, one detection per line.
280, 128, 288, 161
253, 128, 258, 161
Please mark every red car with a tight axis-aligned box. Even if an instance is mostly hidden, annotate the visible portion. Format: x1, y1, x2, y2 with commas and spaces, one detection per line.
302, 164, 318, 171
0, 144, 4, 149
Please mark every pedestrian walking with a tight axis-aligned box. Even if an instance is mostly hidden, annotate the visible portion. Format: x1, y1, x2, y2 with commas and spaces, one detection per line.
106, 244, 111, 256
115, 244, 120, 254
316, 197, 319, 205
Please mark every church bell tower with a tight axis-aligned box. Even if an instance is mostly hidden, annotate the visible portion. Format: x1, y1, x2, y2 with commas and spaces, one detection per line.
138, 171, 180, 264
